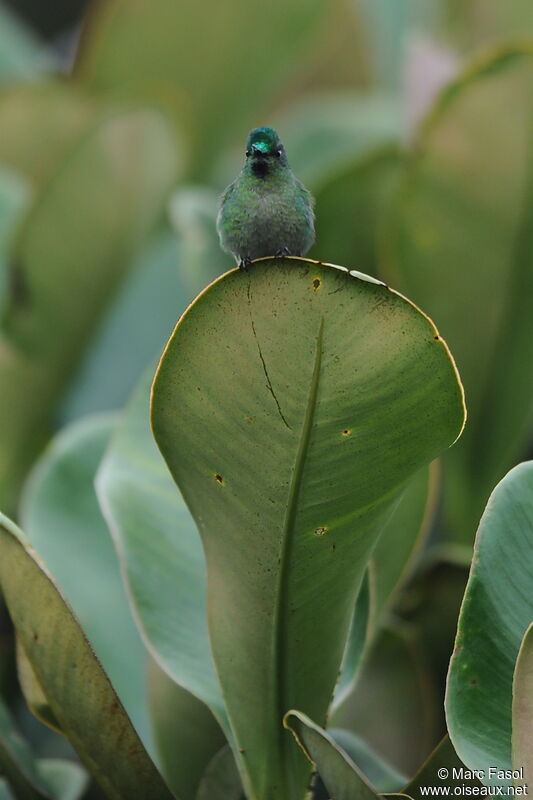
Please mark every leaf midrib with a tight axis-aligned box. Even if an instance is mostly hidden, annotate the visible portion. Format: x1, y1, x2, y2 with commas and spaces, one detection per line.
273, 316, 324, 791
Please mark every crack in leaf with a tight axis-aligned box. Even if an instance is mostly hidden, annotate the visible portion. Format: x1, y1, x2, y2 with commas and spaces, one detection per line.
247, 281, 292, 431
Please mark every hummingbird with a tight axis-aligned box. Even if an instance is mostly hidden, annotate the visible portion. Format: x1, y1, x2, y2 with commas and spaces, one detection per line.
217, 127, 315, 270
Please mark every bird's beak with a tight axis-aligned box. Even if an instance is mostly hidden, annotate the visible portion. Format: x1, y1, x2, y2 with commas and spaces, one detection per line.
251, 144, 268, 157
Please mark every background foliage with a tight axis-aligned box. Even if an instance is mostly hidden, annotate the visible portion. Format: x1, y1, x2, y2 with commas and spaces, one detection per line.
0, 0, 531, 798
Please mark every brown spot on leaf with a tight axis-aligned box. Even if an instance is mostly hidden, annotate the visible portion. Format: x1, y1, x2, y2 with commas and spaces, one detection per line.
214, 473, 224, 485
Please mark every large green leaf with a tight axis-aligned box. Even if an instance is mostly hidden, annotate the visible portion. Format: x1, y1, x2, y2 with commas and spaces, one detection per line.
19, 414, 152, 752
152, 258, 465, 800
0, 514, 175, 800
382, 42, 533, 543
96, 372, 228, 733
284, 711, 381, 800
75, 0, 329, 177
20, 401, 225, 797
96, 374, 227, 795
513, 622, 533, 787
0, 106, 178, 510
446, 462, 533, 782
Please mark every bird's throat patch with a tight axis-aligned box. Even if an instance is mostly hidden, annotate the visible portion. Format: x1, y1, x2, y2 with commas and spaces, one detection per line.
252, 159, 269, 179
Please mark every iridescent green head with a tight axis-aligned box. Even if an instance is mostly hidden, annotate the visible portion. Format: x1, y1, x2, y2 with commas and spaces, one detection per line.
245, 127, 287, 165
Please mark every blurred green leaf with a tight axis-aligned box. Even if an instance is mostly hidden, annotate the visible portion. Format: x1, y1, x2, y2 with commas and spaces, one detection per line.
0, 3, 55, 83
284, 710, 381, 800
168, 187, 228, 293
271, 92, 401, 189
334, 464, 434, 710
443, 0, 533, 51
334, 573, 370, 710
382, 42, 533, 544
446, 462, 533, 781
512, 622, 533, 786
0, 694, 52, 798
0, 165, 32, 309
398, 552, 471, 630
195, 745, 243, 800
34, 760, 88, 800
0, 514, 173, 800
273, 0, 369, 98
0, 106, 179, 510
61, 187, 226, 422
368, 464, 435, 634
95, 373, 229, 733
19, 414, 153, 752
358, 0, 442, 92
75, 0, 329, 178
0, 84, 97, 190
152, 258, 464, 799
148, 656, 225, 800
0, 779, 14, 800
59, 225, 183, 421
328, 729, 408, 792
334, 622, 441, 776
312, 145, 402, 275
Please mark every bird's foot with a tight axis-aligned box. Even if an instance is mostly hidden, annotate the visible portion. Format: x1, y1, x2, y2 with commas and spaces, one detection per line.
276, 247, 291, 259
239, 257, 252, 272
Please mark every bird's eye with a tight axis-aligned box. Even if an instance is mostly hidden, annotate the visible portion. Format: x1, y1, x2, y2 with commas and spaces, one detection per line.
275, 149, 282, 157
246, 149, 251, 157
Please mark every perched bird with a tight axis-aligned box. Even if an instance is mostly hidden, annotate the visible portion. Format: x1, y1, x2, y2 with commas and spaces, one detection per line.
217, 127, 315, 270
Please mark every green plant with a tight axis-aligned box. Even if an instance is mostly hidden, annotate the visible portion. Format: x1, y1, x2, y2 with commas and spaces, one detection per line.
1, 259, 532, 798
0, 256, 465, 799
0, 1, 532, 798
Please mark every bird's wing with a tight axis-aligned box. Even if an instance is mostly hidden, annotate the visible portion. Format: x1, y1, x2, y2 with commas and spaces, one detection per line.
219, 179, 237, 208
295, 179, 315, 229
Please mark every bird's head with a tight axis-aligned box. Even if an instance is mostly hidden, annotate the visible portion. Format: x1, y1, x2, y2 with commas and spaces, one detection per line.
245, 127, 288, 177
